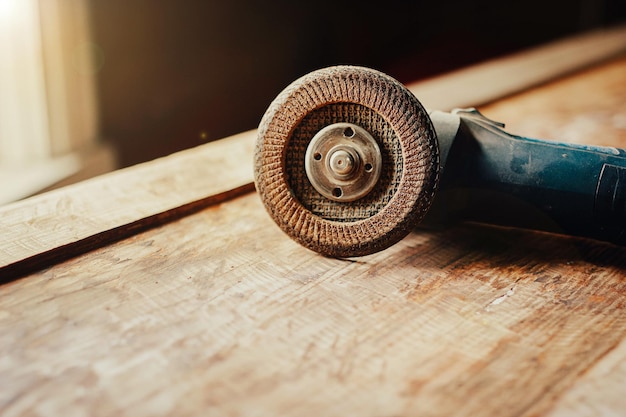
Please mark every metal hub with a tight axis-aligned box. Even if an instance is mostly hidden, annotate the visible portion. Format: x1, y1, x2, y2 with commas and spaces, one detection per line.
305, 123, 382, 202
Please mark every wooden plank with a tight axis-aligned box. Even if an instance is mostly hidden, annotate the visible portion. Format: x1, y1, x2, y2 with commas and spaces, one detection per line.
478, 55, 626, 149
2, 27, 625, 281
408, 23, 626, 110
474, 56, 626, 417
547, 337, 626, 417
0, 141, 117, 205
0, 130, 256, 281
1, 55, 626, 417
1, 192, 625, 416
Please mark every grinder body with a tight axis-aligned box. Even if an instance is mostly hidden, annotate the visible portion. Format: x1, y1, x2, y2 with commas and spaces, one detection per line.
254, 66, 626, 256
429, 109, 626, 245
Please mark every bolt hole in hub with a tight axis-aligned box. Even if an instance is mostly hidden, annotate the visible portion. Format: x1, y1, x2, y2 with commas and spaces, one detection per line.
305, 122, 382, 202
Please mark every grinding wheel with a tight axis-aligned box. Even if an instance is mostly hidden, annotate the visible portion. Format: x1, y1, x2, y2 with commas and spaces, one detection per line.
254, 66, 440, 257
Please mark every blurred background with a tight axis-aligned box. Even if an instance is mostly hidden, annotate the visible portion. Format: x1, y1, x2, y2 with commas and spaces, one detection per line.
1, 0, 626, 203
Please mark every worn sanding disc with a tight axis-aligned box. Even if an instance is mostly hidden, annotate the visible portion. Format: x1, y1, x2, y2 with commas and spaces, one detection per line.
254, 66, 439, 257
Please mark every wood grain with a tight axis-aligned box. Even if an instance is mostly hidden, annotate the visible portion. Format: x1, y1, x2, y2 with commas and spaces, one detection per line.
455, 56, 626, 417
1, 192, 625, 416
408, 23, 626, 111
3, 27, 625, 282
547, 336, 626, 417
0, 130, 255, 281
2, 34, 626, 417
479, 56, 626, 149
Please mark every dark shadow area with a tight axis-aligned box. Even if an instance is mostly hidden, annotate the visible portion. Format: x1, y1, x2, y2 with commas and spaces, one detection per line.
413, 221, 626, 272
89, 0, 626, 167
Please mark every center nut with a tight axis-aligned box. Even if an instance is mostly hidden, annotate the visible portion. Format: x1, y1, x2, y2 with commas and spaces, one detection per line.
328, 147, 357, 177
305, 123, 382, 202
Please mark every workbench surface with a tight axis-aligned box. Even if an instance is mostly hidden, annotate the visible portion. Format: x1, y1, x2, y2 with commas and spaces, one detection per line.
2, 53, 626, 416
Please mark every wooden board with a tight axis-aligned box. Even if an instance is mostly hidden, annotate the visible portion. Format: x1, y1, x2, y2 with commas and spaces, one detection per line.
0, 130, 256, 281
482, 55, 626, 149
407, 23, 626, 110
2, 45, 626, 417
478, 56, 626, 417
3, 25, 626, 282
2, 196, 626, 416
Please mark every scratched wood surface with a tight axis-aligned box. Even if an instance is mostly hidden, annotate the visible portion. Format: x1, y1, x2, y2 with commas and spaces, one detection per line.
0, 131, 256, 281
480, 55, 626, 417
2, 59, 626, 416
4, 26, 626, 284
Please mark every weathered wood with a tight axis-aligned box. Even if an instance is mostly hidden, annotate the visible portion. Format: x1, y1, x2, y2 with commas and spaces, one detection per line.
480, 55, 626, 149
547, 336, 626, 416
475, 59, 626, 416
2, 35, 626, 417
408, 23, 626, 110
0, 130, 256, 281
1, 192, 625, 416
3, 27, 625, 282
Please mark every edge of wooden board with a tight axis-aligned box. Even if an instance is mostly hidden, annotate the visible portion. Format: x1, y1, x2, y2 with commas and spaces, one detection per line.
0, 130, 256, 282
408, 24, 626, 110
2, 24, 626, 281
